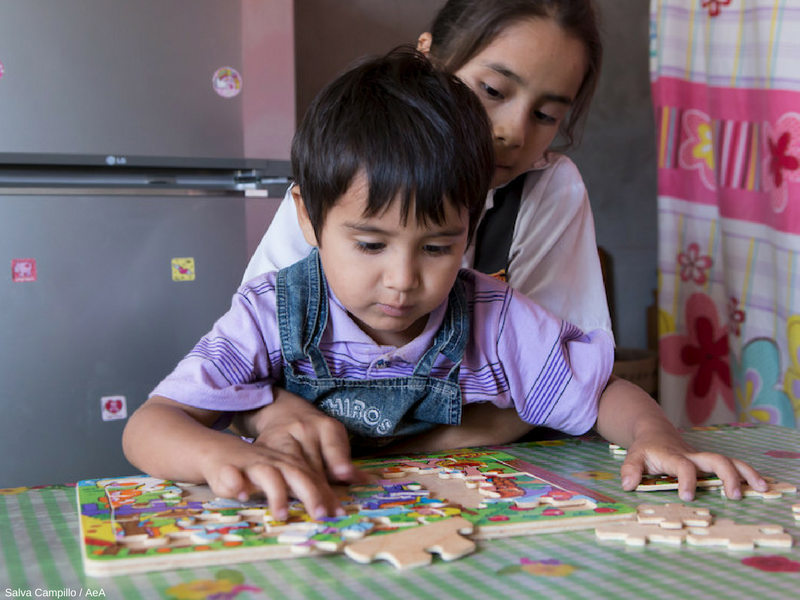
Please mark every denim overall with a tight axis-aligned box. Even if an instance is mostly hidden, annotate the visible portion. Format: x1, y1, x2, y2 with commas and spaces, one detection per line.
276, 250, 467, 446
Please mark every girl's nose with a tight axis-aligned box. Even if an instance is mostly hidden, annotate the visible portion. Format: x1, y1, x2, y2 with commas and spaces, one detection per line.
493, 105, 527, 149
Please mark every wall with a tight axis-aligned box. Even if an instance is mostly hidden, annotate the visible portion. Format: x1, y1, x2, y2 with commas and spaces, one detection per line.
292, 0, 657, 349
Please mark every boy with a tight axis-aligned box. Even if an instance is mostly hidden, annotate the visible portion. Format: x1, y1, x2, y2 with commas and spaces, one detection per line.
123, 48, 614, 520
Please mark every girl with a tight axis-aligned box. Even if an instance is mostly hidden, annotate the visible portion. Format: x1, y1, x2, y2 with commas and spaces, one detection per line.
234, 0, 766, 515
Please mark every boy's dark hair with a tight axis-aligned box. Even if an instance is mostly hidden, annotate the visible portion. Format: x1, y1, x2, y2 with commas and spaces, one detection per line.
428, 0, 602, 151
291, 46, 494, 244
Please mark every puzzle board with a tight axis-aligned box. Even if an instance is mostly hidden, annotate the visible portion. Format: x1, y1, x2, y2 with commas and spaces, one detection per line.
77, 447, 635, 576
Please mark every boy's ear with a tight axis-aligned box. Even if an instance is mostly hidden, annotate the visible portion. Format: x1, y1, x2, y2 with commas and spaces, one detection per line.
417, 32, 432, 55
291, 184, 319, 247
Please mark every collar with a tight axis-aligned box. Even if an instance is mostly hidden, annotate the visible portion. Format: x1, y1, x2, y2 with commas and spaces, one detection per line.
321, 286, 448, 364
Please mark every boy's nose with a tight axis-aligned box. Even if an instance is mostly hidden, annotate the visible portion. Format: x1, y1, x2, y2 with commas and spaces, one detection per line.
384, 255, 419, 292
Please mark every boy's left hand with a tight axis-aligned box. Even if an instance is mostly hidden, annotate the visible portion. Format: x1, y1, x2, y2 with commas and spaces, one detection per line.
618, 427, 768, 501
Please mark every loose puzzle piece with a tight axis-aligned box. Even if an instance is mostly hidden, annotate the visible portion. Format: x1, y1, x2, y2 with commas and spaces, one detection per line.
636, 503, 712, 529
344, 516, 475, 569
77, 448, 636, 576
720, 478, 797, 500
685, 519, 793, 551
635, 473, 722, 492
595, 521, 688, 546
608, 443, 627, 456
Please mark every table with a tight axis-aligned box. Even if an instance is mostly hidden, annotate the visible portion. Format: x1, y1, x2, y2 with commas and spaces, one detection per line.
1, 424, 799, 599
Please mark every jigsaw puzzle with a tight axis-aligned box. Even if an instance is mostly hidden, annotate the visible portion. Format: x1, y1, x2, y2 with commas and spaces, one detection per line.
77, 447, 636, 575
595, 502, 794, 551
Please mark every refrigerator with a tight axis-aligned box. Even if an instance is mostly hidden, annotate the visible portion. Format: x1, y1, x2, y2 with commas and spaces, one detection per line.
0, 0, 295, 486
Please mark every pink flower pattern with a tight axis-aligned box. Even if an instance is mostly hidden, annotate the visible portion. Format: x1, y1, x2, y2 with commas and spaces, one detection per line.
702, 0, 732, 17
679, 110, 717, 190
660, 293, 734, 424
678, 242, 713, 284
762, 114, 800, 213
727, 296, 746, 337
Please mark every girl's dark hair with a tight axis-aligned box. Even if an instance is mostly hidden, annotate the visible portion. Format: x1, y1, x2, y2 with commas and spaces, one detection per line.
291, 46, 494, 244
428, 0, 602, 150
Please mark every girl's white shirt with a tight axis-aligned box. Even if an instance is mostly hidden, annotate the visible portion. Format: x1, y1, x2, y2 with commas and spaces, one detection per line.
242, 153, 613, 341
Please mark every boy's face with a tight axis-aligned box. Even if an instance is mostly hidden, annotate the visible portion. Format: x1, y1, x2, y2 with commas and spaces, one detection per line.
293, 173, 469, 348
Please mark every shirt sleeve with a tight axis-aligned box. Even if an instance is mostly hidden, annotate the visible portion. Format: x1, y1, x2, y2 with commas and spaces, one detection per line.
242, 185, 315, 284
506, 155, 613, 340
468, 272, 614, 435
149, 274, 284, 412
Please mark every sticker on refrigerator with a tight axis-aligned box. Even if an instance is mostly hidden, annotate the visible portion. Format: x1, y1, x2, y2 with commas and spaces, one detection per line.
101, 396, 127, 421
11, 258, 36, 282
171, 257, 196, 281
212, 66, 242, 98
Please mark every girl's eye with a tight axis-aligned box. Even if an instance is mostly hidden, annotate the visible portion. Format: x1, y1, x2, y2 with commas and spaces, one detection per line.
423, 244, 452, 256
534, 110, 557, 124
480, 82, 504, 100
356, 241, 385, 253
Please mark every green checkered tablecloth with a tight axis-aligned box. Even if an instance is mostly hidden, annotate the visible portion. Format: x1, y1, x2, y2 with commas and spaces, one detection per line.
1, 424, 799, 599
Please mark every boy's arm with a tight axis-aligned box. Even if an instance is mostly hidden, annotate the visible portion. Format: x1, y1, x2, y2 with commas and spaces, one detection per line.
122, 395, 344, 520
385, 402, 533, 454
597, 376, 767, 501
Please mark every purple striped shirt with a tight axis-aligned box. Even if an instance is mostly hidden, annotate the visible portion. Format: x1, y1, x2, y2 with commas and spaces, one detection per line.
151, 269, 613, 435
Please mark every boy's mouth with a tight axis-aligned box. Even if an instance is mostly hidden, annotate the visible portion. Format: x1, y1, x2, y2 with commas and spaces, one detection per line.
377, 303, 414, 318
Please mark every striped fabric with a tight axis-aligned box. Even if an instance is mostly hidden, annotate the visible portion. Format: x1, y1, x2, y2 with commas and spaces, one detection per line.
652, 0, 800, 428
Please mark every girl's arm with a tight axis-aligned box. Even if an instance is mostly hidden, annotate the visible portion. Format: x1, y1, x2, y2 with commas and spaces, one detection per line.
122, 395, 343, 520
596, 376, 768, 501
241, 185, 314, 283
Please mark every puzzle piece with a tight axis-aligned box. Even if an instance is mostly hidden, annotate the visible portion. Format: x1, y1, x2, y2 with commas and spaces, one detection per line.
721, 479, 797, 500
344, 516, 475, 569
608, 443, 627, 456
595, 521, 688, 546
635, 473, 722, 491
685, 519, 792, 551
636, 503, 712, 529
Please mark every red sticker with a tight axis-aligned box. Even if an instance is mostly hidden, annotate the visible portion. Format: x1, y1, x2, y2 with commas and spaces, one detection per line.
101, 396, 128, 421
11, 258, 36, 282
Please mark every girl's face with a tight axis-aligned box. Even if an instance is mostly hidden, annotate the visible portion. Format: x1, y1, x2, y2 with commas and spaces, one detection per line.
453, 18, 588, 188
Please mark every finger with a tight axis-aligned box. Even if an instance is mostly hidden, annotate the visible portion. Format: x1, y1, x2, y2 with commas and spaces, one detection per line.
245, 464, 292, 521
317, 420, 357, 482
274, 430, 327, 479
278, 464, 343, 519
673, 458, 698, 502
209, 464, 255, 502
687, 452, 743, 500
732, 457, 768, 491
619, 452, 645, 491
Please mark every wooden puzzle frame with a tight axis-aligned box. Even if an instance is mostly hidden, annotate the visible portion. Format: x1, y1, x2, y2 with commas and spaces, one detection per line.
77, 447, 636, 575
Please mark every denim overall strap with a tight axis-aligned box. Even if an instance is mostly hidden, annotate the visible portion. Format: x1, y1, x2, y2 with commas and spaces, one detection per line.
276, 249, 331, 379
412, 274, 469, 383
276, 251, 468, 441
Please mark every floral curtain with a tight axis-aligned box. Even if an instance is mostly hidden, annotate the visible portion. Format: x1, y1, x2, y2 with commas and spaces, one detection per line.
651, 0, 800, 428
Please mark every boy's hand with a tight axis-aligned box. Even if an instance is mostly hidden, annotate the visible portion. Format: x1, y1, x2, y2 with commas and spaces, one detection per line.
200, 436, 347, 521
236, 388, 368, 485
618, 428, 768, 502
597, 377, 768, 502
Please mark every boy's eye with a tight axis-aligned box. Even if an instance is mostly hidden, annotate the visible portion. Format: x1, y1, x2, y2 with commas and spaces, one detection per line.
356, 241, 385, 253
